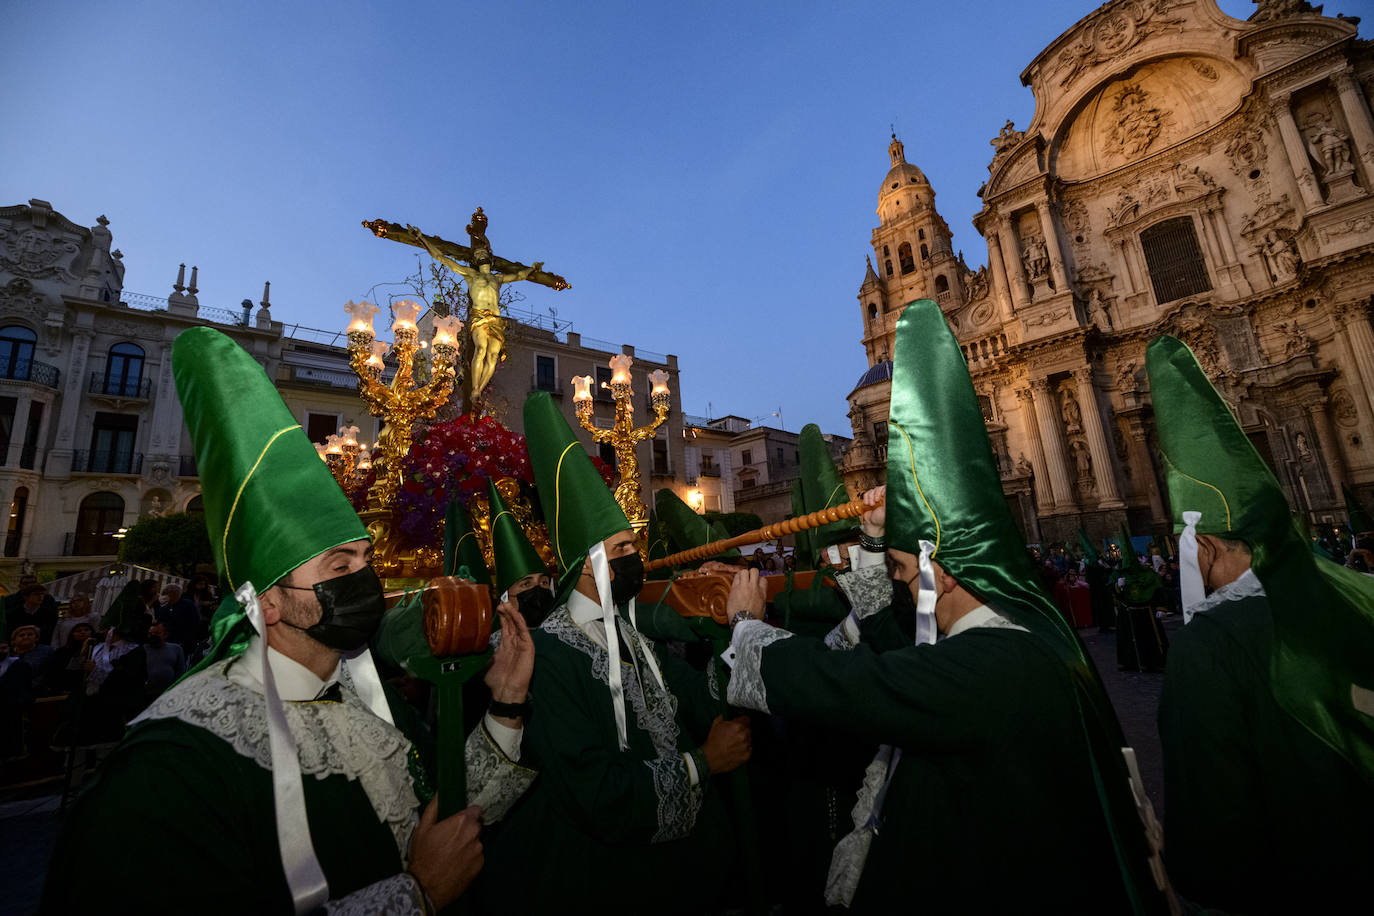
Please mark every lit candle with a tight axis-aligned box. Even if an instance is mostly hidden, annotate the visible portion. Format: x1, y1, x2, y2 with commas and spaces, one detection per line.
339, 425, 360, 448
648, 369, 670, 398
366, 340, 390, 370
432, 315, 463, 349
357, 454, 372, 471
391, 300, 422, 333
344, 300, 380, 335
572, 375, 593, 403
609, 354, 633, 387
325, 434, 343, 455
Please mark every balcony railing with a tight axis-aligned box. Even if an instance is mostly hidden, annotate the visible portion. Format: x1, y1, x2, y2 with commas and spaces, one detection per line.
699, 465, 721, 478
89, 372, 152, 398
178, 455, 198, 477
0, 356, 60, 388
72, 450, 143, 475
530, 374, 563, 397
64, 531, 118, 557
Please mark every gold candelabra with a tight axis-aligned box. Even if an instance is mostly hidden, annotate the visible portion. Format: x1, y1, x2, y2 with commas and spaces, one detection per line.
573, 354, 672, 543
343, 299, 462, 579
315, 424, 372, 501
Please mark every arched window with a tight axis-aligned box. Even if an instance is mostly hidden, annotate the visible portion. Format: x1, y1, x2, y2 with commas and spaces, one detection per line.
1140, 217, 1212, 304
868, 303, 878, 320
104, 343, 145, 397
898, 243, 915, 275
885, 259, 893, 277
74, 491, 125, 555
934, 275, 949, 294
920, 243, 929, 261
918, 228, 925, 240
0, 326, 36, 381
186, 494, 204, 515
5, 486, 28, 557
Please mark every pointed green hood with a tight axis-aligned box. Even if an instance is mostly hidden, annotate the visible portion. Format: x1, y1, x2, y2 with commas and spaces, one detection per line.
654, 488, 737, 562
1077, 528, 1100, 565
1116, 525, 1162, 605
444, 498, 490, 584
488, 477, 546, 596
523, 392, 629, 603
798, 422, 855, 559
1147, 335, 1374, 788
887, 301, 1165, 911
173, 327, 368, 669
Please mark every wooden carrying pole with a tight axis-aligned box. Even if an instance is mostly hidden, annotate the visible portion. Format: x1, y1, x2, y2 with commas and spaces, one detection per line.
645, 494, 881, 570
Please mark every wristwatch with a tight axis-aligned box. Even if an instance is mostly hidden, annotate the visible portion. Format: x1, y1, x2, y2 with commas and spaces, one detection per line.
730, 609, 759, 628
488, 696, 532, 720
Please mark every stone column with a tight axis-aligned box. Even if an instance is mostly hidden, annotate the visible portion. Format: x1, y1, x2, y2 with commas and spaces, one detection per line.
1016, 387, 1055, 510
986, 230, 1015, 321
1271, 92, 1326, 210
1341, 303, 1374, 416
1035, 200, 1070, 291
50, 329, 93, 476
1334, 68, 1374, 173
1000, 215, 1030, 310
1112, 238, 1138, 294
1308, 396, 1348, 496
1333, 308, 1374, 421
1073, 368, 1125, 508
1031, 378, 1076, 511
1122, 412, 1167, 523
1209, 207, 1239, 265
6, 394, 33, 468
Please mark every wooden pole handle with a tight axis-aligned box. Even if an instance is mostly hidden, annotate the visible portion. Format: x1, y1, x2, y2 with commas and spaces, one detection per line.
645, 494, 881, 571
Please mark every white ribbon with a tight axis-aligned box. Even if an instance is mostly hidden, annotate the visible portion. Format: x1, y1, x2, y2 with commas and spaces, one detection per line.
235, 582, 329, 914
914, 539, 938, 646
626, 595, 666, 692
589, 542, 629, 750
1178, 511, 1205, 624
341, 646, 393, 726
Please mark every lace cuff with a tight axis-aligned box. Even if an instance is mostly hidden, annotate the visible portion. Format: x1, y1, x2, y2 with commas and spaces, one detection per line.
823, 612, 861, 651
323, 873, 423, 915
466, 719, 537, 823
726, 620, 792, 714
837, 565, 892, 619
646, 752, 702, 843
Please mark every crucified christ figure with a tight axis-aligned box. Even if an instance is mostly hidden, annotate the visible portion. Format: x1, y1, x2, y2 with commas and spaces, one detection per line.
363, 208, 570, 413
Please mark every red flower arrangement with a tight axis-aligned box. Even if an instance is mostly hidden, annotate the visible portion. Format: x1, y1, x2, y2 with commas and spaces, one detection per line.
393, 414, 534, 545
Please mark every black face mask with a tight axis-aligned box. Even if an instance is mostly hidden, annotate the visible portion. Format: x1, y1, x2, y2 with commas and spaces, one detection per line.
515, 585, 555, 629
890, 576, 919, 615
608, 552, 645, 607
279, 565, 386, 652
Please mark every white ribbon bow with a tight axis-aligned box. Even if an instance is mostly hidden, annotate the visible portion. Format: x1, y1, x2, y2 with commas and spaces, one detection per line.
914, 539, 939, 646
236, 582, 329, 914
1178, 511, 1205, 623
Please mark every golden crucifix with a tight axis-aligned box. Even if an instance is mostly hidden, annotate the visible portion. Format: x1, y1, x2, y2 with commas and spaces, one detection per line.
364, 208, 571, 413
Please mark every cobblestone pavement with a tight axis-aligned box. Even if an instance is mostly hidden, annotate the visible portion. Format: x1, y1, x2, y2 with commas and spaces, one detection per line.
1078, 616, 1183, 818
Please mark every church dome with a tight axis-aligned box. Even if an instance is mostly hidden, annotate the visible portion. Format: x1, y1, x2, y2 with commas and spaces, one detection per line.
877, 133, 929, 200
853, 360, 893, 391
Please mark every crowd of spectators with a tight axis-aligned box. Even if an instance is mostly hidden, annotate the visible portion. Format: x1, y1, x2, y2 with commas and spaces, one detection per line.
0, 575, 216, 765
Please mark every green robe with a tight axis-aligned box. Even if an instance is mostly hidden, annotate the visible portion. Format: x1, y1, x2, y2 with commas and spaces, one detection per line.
477, 604, 732, 914
1158, 590, 1374, 913
734, 611, 1130, 913
40, 655, 533, 915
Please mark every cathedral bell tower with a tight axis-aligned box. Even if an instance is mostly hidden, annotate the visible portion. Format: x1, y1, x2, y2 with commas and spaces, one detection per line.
856, 133, 964, 368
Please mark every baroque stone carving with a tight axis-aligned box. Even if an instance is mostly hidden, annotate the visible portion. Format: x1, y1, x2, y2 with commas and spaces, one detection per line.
1105, 83, 1169, 159
1303, 113, 1355, 180
966, 265, 990, 301
1251, 1, 1321, 24
1276, 320, 1316, 358
0, 225, 79, 280
1084, 288, 1114, 330
1021, 234, 1050, 280
1051, 0, 1187, 89
1239, 192, 1295, 239
1189, 59, 1219, 81
1331, 389, 1359, 428
1294, 431, 1314, 462
1320, 214, 1374, 244
1260, 230, 1300, 283
1225, 125, 1268, 176
991, 120, 1025, 157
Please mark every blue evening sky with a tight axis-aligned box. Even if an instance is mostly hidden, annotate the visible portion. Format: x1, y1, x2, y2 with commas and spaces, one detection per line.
4, 0, 1262, 436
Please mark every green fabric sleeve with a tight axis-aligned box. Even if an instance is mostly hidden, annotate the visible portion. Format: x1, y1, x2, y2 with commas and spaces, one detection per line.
524, 647, 701, 845
759, 628, 1037, 752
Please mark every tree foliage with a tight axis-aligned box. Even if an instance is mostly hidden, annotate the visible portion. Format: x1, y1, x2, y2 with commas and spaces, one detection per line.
118, 512, 213, 577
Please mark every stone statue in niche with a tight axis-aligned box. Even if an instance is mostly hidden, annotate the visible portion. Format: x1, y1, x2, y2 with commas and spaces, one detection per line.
1277, 320, 1315, 358
1071, 440, 1096, 495
1294, 432, 1314, 463
147, 495, 165, 517
1022, 234, 1050, 280
1304, 116, 1354, 179
1262, 230, 1299, 282
1015, 453, 1033, 477
1061, 391, 1083, 433
1085, 289, 1114, 330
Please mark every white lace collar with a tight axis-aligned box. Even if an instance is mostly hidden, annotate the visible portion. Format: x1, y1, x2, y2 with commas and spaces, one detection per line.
1190, 567, 1266, 618
228, 634, 341, 701
945, 604, 1028, 638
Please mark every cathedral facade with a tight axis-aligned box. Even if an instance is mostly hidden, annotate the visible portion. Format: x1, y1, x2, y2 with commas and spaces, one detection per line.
842, 0, 1374, 545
